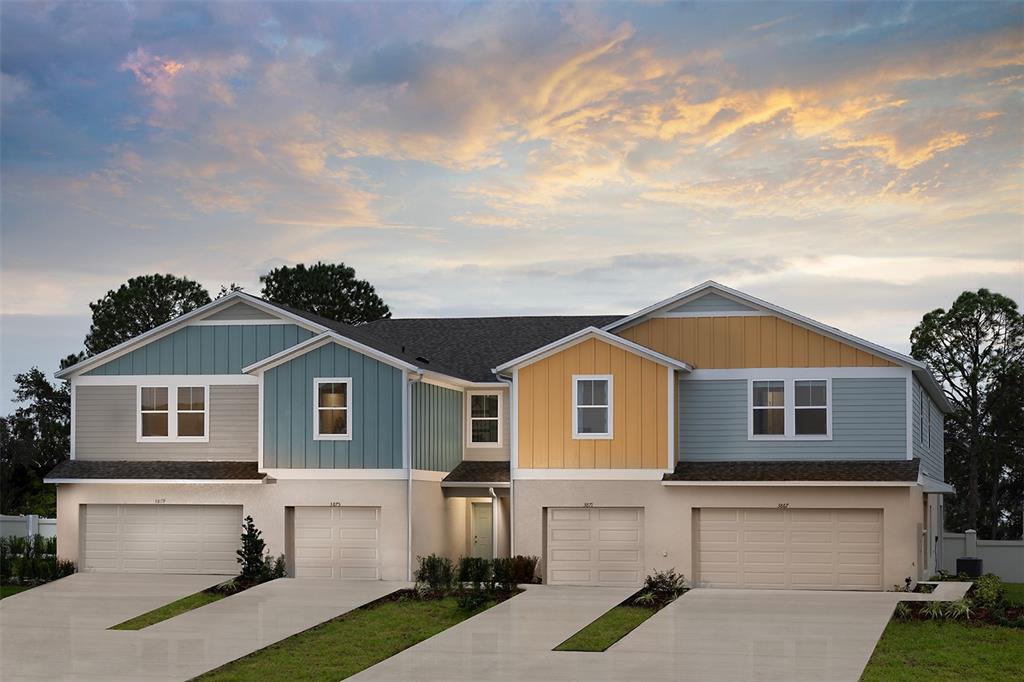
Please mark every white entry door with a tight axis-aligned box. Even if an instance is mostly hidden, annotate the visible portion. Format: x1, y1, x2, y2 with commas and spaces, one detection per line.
82, 504, 241, 574
546, 507, 644, 586
697, 508, 883, 590
471, 502, 493, 559
293, 506, 381, 579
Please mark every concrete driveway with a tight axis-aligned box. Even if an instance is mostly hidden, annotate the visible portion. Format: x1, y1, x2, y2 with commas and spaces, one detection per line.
0, 573, 406, 681
353, 586, 906, 682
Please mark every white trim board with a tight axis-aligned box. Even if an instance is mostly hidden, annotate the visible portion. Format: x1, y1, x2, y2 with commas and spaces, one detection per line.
411, 469, 448, 482
260, 468, 408, 480
313, 377, 353, 441
76, 374, 258, 386
661, 480, 916, 487
513, 468, 671, 480
43, 478, 265, 485
572, 374, 614, 440
440, 481, 511, 489
242, 332, 418, 374
493, 326, 692, 373
136, 383, 211, 444
683, 367, 909, 381
55, 291, 328, 379
465, 389, 503, 449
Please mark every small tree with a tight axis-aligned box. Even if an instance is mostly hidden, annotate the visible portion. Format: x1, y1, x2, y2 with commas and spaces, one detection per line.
237, 515, 267, 582
260, 262, 390, 324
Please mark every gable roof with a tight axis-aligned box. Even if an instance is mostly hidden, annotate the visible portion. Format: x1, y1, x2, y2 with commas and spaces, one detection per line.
54, 291, 331, 379
241, 330, 421, 374
605, 281, 951, 412
492, 326, 693, 373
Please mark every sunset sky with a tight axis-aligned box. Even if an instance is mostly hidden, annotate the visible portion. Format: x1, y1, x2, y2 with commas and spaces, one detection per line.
1, 1, 1022, 405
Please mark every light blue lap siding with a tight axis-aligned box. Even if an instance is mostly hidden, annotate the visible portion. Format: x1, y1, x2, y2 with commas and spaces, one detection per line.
263, 343, 403, 469
679, 378, 907, 460
912, 377, 944, 479
83, 324, 315, 375
411, 382, 463, 472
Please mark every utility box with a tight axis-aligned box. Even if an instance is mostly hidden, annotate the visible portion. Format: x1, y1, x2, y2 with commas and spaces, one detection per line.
956, 557, 983, 578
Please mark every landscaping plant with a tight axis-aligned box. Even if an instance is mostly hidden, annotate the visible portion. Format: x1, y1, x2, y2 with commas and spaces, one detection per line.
0, 534, 75, 585
970, 573, 1007, 610
235, 516, 286, 587
414, 554, 455, 594
631, 568, 688, 608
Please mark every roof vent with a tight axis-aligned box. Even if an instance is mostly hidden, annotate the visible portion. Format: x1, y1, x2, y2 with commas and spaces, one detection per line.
415, 356, 430, 364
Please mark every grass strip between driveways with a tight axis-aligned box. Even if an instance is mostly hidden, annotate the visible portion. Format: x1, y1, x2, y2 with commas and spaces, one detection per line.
1003, 582, 1024, 608
554, 604, 657, 652
861, 619, 1024, 682
193, 591, 510, 682
0, 584, 33, 600
110, 589, 226, 630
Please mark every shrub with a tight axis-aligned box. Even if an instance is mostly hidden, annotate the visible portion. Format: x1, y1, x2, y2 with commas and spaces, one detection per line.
415, 554, 455, 594
970, 574, 1006, 610
235, 516, 282, 584
512, 555, 539, 584
456, 589, 491, 611
922, 601, 946, 620
0, 534, 72, 585
946, 599, 973, 620
632, 569, 688, 608
893, 602, 911, 620
492, 557, 516, 591
458, 556, 493, 589
261, 553, 287, 581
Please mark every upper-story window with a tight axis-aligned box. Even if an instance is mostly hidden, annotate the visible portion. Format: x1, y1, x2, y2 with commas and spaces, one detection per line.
573, 375, 613, 439
468, 391, 502, 447
749, 378, 831, 440
315, 378, 352, 441
138, 384, 208, 441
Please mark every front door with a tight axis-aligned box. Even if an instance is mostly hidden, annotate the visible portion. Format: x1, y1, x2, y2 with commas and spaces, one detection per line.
471, 502, 493, 559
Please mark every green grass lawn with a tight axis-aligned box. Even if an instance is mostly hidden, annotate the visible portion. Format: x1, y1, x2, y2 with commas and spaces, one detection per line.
111, 590, 225, 630
0, 584, 32, 600
554, 605, 657, 652
1003, 582, 1024, 607
861, 620, 1024, 682
194, 594, 504, 681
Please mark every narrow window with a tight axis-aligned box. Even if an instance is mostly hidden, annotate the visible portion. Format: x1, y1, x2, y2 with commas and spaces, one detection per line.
752, 381, 785, 436
573, 375, 612, 439
794, 380, 828, 435
140, 387, 169, 437
315, 379, 351, 440
469, 393, 501, 445
177, 386, 206, 438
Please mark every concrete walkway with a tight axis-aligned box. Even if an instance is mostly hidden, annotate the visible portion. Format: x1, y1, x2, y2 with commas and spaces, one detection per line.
0, 573, 407, 681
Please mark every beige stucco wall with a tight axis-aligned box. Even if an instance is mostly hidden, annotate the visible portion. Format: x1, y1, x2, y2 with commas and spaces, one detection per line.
513, 480, 924, 590
56, 478, 410, 581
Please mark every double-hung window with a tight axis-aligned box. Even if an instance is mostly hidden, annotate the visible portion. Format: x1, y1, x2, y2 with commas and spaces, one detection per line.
138, 384, 208, 441
749, 378, 831, 440
315, 378, 352, 440
573, 375, 613, 439
468, 392, 501, 446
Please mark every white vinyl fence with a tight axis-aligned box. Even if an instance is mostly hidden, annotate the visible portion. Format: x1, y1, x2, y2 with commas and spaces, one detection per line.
0, 515, 57, 539
942, 530, 1024, 582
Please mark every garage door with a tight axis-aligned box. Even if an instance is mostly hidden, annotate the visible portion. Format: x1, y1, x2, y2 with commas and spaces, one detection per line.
697, 508, 883, 590
293, 506, 381, 579
546, 507, 644, 586
83, 504, 241, 574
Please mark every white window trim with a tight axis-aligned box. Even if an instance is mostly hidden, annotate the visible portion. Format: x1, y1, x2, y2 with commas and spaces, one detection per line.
466, 390, 503, 448
136, 383, 210, 443
313, 377, 353, 441
572, 374, 614, 440
747, 377, 832, 441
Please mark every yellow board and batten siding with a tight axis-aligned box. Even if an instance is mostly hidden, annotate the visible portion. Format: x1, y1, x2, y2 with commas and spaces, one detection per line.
617, 316, 896, 369
517, 337, 669, 469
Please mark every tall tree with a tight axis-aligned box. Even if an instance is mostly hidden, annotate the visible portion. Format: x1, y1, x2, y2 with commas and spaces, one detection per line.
911, 288, 1023, 533
85, 274, 211, 355
0, 369, 70, 516
260, 262, 390, 324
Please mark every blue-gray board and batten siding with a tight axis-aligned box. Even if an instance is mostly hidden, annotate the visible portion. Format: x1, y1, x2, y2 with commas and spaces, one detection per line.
263, 342, 403, 469
912, 377, 945, 479
84, 324, 316, 375
411, 382, 463, 472
678, 377, 907, 460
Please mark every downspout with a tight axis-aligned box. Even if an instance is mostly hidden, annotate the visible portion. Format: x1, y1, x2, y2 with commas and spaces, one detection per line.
406, 370, 424, 582
495, 372, 515, 557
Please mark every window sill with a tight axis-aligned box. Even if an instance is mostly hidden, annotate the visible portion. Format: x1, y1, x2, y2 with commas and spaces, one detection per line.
747, 435, 833, 442
313, 434, 353, 441
572, 434, 614, 440
137, 437, 210, 444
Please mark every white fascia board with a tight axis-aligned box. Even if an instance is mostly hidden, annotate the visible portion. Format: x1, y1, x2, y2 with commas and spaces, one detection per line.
75, 374, 258, 386
440, 481, 511, 488
419, 370, 504, 389
411, 469, 447, 482
919, 474, 956, 495
55, 292, 329, 380
260, 468, 408, 480
43, 478, 265, 485
602, 281, 945, 393
493, 327, 692, 373
661, 480, 916, 487
683, 367, 909, 380
243, 332, 419, 374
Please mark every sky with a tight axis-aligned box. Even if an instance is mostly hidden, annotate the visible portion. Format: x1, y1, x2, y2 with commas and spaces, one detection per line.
1, 1, 1022, 407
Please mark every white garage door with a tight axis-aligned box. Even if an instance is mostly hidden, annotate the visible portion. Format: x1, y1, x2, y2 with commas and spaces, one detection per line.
697, 508, 883, 590
546, 507, 644, 586
293, 506, 381, 579
83, 504, 241, 574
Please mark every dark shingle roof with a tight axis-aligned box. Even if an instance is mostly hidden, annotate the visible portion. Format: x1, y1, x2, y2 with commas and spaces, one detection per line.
662, 459, 921, 482
442, 460, 510, 484
45, 460, 265, 481
361, 316, 623, 382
